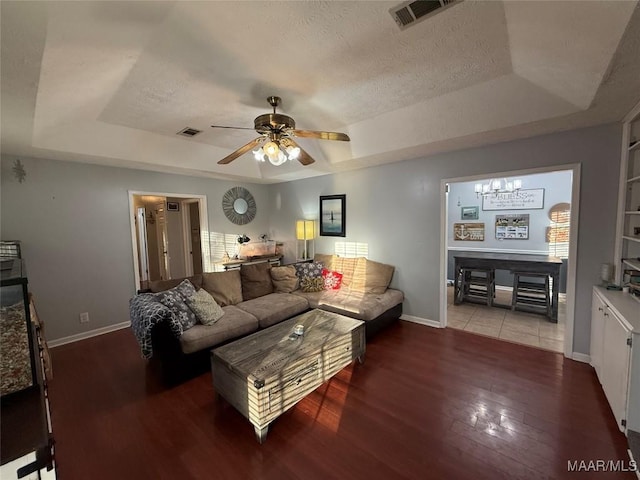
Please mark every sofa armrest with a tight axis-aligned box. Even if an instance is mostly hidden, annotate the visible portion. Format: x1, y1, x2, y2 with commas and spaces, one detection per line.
129, 293, 182, 359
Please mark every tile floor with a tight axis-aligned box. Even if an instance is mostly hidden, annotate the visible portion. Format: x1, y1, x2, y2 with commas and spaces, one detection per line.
446, 286, 566, 353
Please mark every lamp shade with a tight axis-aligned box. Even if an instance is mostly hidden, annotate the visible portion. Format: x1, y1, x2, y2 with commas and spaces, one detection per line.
296, 220, 315, 240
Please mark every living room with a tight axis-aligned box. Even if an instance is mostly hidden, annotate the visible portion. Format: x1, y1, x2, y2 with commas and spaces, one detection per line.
2, 1, 640, 479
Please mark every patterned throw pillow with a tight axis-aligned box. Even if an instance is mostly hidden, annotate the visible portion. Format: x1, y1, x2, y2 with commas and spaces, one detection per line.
300, 276, 325, 293
186, 289, 224, 326
322, 268, 343, 290
155, 279, 198, 330
294, 262, 324, 280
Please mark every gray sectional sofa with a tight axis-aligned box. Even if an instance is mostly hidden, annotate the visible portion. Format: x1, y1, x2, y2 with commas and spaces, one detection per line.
129, 255, 403, 383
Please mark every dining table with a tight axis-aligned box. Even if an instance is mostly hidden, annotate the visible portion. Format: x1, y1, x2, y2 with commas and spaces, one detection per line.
453, 251, 563, 322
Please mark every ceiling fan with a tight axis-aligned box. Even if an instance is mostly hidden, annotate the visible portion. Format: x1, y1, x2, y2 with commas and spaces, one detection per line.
211, 96, 350, 166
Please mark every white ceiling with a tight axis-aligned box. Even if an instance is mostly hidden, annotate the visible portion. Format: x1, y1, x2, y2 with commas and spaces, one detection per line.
2, 1, 640, 184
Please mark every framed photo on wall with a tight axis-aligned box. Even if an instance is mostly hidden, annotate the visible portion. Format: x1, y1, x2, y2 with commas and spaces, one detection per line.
167, 201, 180, 212
460, 206, 479, 220
319, 194, 346, 237
495, 214, 529, 239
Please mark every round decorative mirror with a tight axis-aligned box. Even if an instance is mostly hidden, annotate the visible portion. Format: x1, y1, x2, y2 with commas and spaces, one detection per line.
233, 198, 248, 215
222, 187, 256, 225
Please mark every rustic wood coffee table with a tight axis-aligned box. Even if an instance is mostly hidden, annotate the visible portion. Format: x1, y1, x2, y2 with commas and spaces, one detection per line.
211, 309, 365, 443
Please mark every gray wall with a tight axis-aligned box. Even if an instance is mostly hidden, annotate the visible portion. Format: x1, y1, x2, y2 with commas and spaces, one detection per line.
0, 156, 270, 341
268, 123, 621, 355
0, 123, 622, 355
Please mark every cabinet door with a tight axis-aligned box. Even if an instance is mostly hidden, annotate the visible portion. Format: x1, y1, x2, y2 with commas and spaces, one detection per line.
590, 290, 606, 382
601, 308, 631, 432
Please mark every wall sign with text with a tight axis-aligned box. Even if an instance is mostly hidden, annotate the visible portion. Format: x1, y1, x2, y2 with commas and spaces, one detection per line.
482, 188, 544, 211
453, 223, 485, 241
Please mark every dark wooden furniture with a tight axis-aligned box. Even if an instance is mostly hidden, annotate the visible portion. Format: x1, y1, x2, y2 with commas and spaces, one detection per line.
211, 309, 365, 443
511, 272, 551, 317
453, 252, 562, 322
456, 268, 495, 306
1, 258, 55, 477
221, 255, 282, 271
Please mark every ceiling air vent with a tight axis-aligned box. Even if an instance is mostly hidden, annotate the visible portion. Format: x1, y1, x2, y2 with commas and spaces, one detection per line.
177, 127, 202, 138
390, 0, 461, 30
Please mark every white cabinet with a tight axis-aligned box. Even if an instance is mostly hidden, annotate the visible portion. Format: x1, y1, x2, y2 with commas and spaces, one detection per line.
591, 287, 640, 434
601, 306, 631, 431
590, 290, 606, 381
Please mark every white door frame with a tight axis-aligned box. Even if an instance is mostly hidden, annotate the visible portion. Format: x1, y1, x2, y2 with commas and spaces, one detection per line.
135, 207, 149, 282
128, 191, 210, 291
439, 163, 581, 359
181, 198, 201, 277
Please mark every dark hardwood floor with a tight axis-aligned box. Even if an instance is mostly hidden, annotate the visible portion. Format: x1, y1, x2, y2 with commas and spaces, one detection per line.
48, 321, 634, 480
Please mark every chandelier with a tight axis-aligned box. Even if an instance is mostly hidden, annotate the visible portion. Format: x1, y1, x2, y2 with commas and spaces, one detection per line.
252, 136, 301, 166
474, 178, 522, 198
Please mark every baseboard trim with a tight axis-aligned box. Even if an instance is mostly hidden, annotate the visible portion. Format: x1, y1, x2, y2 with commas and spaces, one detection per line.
48, 321, 131, 348
401, 314, 442, 329
571, 352, 591, 364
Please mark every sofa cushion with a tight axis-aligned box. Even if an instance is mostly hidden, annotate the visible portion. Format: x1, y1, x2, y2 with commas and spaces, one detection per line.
350, 258, 395, 294
293, 288, 404, 321
202, 270, 243, 306
322, 268, 343, 290
155, 279, 198, 330
270, 265, 299, 293
294, 261, 324, 279
186, 289, 224, 326
148, 275, 202, 293
331, 256, 360, 287
240, 262, 274, 301
313, 254, 334, 270
300, 276, 325, 293
179, 305, 258, 354
236, 293, 309, 329
291, 290, 326, 309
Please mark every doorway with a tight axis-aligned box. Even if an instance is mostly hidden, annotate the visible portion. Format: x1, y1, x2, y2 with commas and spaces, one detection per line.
129, 192, 210, 291
440, 165, 580, 358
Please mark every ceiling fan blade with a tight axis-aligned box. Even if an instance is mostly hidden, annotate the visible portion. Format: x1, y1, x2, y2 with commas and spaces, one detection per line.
217, 137, 264, 165
286, 138, 315, 166
291, 129, 350, 142
211, 125, 256, 131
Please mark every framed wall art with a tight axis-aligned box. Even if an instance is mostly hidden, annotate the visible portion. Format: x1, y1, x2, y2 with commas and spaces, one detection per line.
453, 223, 485, 241
460, 206, 479, 220
319, 194, 346, 237
495, 214, 529, 239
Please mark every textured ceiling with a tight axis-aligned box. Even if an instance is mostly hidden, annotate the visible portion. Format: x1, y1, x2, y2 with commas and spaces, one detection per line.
2, 1, 640, 184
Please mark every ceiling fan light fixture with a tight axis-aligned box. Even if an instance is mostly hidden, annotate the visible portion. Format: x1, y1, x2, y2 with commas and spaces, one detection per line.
264, 141, 279, 157
286, 145, 301, 160
253, 148, 264, 161
213, 96, 349, 167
